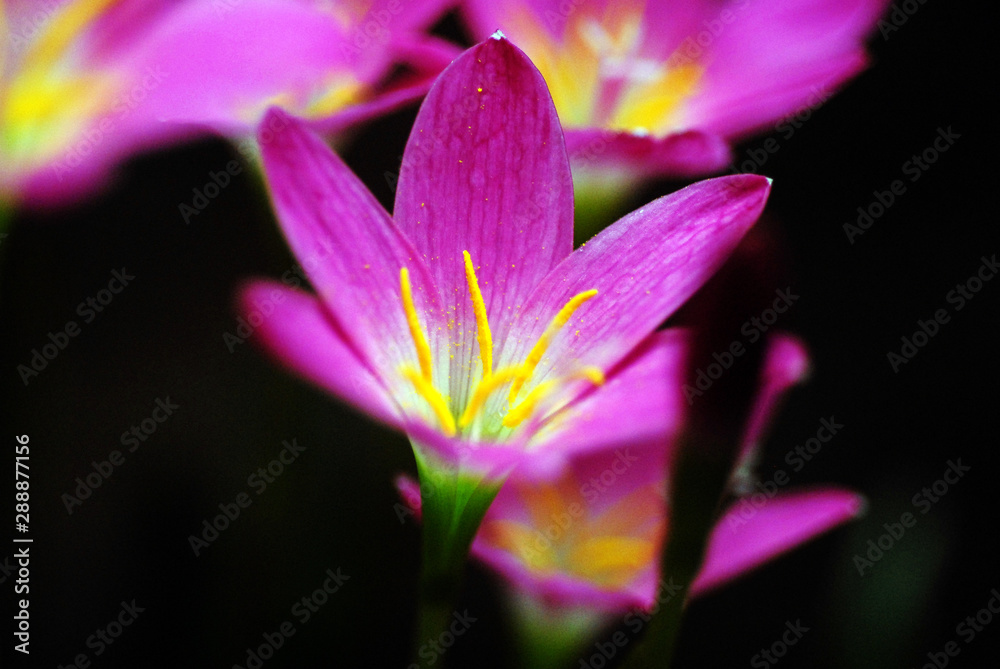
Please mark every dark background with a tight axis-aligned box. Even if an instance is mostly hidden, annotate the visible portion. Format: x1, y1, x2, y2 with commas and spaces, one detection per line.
2, 3, 995, 668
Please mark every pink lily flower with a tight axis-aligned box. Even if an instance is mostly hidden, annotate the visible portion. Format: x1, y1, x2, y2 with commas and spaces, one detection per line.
0, 0, 452, 208
239, 34, 771, 486
461, 0, 888, 181
397, 334, 863, 612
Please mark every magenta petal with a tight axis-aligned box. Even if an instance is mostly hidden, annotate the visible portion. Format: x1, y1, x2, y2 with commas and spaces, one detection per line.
404, 420, 529, 480
691, 0, 886, 138
738, 334, 811, 466
499, 175, 770, 387
125, 2, 361, 132
239, 280, 403, 429
691, 488, 865, 597
394, 35, 574, 392
564, 129, 731, 180
527, 329, 688, 469
257, 109, 443, 382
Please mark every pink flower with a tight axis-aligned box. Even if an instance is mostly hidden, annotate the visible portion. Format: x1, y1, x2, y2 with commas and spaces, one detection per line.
461, 0, 888, 181
239, 34, 771, 483
0, 0, 451, 207
398, 334, 863, 611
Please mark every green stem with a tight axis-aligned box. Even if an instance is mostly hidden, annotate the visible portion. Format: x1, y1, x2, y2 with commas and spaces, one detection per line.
510, 592, 608, 669
411, 443, 503, 667
617, 434, 735, 669
572, 172, 634, 246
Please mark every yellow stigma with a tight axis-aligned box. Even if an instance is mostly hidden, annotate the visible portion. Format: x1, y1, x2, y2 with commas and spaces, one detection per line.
508, 289, 598, 403
400, 267, 433, 383
463, 250, 493, 378
504, 366, 604, 429
400, 365, 456, 437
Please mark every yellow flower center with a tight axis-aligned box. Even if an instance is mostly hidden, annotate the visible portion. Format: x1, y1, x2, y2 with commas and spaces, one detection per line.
1, 0, 122, 168
481, 479, 662, 589
510, 0, 704, 136
398, 251, 603, 438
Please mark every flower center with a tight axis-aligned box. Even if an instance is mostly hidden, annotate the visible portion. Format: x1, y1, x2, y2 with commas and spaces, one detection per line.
398, 251, 603, 438
510, 1, 704, 136
480, 481, 660, 589
1, 0, 121, 168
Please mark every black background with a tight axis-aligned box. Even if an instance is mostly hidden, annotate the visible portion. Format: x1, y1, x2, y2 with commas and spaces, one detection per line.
2, 3, 995, 668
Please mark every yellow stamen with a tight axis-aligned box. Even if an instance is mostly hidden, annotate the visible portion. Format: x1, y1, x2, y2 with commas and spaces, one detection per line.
503, 366, 604, 429
400, 365, 456, 437
458, 366, 522, 429
509, 289, 598, 403
462, 250, 493, 379
400, 267, 433, 382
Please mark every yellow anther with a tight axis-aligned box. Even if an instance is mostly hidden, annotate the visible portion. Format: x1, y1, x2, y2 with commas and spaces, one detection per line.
503, 367, 604, 429
509, 289, 598, 403
503, 379, 559, 429
400, 267, 433, 383
400, 366, 456, 437
579, 366, 605, 386
458, 366, 522, 429
463, 250, 493, 378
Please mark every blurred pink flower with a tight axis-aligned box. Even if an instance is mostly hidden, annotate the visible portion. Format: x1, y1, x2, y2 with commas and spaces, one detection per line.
0, 0, 452, 207
398, 334, 863, 611
461, 0, 888, 181
239, 35, 770, 481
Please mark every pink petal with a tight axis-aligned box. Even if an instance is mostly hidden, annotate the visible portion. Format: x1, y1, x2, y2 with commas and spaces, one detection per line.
498, 175, 770, 396
403, 420, 529, 480
565, 129, 732, 180
689, 0, 887, 138
691, 488, 865, 596
394, 35, 575, 400
257, 109, 444, 385
738, 333, 811, 466
238, 280, 404, 429
394, 472, 646, 611
124, 1, 364, 132
526, 329, 689, 470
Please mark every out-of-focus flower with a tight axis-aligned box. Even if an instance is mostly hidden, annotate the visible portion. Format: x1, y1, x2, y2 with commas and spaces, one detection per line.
239, 35, 770, 487
398, 333, 863, 613
461, 0, 887, 182
0, 0, 452, 207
